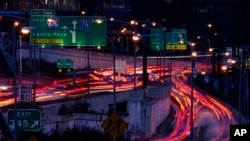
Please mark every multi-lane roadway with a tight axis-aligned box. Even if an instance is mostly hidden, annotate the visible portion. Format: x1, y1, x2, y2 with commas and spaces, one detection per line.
151, 61, 237, 141
0, 60, 240, 140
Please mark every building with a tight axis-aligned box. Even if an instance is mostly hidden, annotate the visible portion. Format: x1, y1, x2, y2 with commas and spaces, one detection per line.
0, 0, 249, 108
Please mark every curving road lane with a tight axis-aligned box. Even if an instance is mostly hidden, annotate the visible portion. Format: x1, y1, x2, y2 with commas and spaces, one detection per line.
152, 60, 237, 141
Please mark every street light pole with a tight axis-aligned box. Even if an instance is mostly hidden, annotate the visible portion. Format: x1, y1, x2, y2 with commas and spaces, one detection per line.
245, 71, 249, 122
192, 23, 212, 39
13, 22, 19, 141
134, 43, 136, 91
222, 63, 248, 124
130, 20, 169, 87
132, 35, 139, 93
190, 51, 197, 141
197, 36, 210, 51
19, 33, 22, 85
191, 42, 209, 66
214, 32, 227, 51
237, 66, 248, 124
109, 18, 138, 103
130, 20, 149, 89
222, 65, 228, 103
130, 20, 154, 89
32, 31, 37, 107
197, 36, 210, 72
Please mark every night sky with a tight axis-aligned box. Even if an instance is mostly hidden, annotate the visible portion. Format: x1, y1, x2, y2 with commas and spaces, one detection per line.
131, 0, 165, 20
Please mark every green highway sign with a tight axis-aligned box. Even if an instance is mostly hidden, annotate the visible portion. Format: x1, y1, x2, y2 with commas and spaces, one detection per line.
30, 16, 107, 46
150, 28, 165, 50
166, 28, 187, 50
7, 109, 41, 131
30, 9, 55, 16
57, 58, 72, 68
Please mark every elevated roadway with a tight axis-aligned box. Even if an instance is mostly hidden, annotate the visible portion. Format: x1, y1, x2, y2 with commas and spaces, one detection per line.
1, 48, 245, 140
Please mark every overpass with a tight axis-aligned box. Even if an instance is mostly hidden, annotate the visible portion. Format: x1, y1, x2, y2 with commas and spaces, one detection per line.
18, 47, 173, 138
40, 85, 172, 138
19, 46, 172, 70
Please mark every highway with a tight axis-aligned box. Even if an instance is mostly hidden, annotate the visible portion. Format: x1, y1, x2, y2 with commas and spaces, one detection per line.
152, 60, 237, 141
0, 60, 240, 141
0, 64, 168, 107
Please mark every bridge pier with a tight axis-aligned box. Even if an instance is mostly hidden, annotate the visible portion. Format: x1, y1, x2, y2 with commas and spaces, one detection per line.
129, 86, 172, 137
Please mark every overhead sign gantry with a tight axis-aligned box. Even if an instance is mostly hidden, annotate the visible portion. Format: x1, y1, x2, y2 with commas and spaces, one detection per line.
166, 28, 187, 50
30, 16, 107, 46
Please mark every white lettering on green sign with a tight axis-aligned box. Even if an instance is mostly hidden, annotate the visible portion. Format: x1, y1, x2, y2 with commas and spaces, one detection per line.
31, 17, 46, 23
30, 16, 106, 46
44, 10, 54, 15
17, 112, 31, 117
8, 109, 41, 131
61, 20, 77, 43
33, 32, 67, 37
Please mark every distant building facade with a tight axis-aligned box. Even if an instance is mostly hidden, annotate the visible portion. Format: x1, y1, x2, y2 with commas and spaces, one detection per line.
0, 0, 249, 59
0, 0, 82, 11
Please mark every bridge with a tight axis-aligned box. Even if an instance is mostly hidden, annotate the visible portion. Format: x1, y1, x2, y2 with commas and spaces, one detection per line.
9, 47, 173, 139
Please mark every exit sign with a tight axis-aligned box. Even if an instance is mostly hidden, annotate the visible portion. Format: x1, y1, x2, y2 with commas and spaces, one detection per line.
166, 28, 187, 50
30, 9, 55, 16
30, 16, 106, 46
150, 28, 165, 50
7, 109, 41, 131
57, 59, 73, 68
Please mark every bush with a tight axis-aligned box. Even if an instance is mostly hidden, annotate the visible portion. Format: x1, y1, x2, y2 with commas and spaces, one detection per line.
15, 126, 130, 141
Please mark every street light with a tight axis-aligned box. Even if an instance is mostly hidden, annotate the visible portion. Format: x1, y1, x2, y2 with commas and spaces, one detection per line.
214, 32, 227, 50
109, 18, 140, 92
110, 18, 135, 29
110, 18, 136, 35
3, 16, 30, 141
13, 21, 19, 68
221, 64, 248, 124
12, 21, 19, 141
214, 32, 227, 42
23, 25, 118, 111
109, 18, 137, 58
119, 28, 126, 58
192, 23, 212, 38
190, 42, 210, 92
131, 20, 148, 89
18, 25, 31, 85
8, 20, 31, 141
190, 51, 197, 141
132, 34, 140, 98
197, 35, 210, 50
221, 65, 228, 103
190, 42, 208, 61
11, 21, 22, 85
130, 20, 167, 89
208, 47, 230, 62
196, 35, 211, 71
209, 48, 229, 55
120, 19, 170, 87
208, 47, 229, 77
